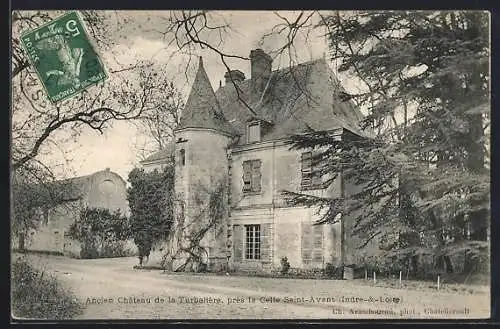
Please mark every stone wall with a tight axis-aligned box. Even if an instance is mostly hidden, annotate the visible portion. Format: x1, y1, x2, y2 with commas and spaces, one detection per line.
169, 128, 232, 269
85, 169, 129, 215
20, 169, 129, 256
23, 200, 80, 254
229, 142, 342, 272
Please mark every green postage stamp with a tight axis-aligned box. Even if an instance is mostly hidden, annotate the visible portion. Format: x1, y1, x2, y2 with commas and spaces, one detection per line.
20, 11, 108, 103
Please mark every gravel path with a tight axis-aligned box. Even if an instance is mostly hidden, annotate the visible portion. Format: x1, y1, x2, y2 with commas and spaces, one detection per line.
23, 254, 490, 320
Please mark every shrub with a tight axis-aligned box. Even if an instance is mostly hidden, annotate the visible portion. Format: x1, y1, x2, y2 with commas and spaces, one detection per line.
324, 263, 343, 279
11, 258, 82, 319
280, 256, 291, 275
68, 207, 131, 259
101, 241, 131, 258
288, 267, 323, 279
80, 245, 99, 259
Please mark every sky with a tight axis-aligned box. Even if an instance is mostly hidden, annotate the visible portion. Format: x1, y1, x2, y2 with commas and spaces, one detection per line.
30, 10, 336, 181
19, 11, 488, 182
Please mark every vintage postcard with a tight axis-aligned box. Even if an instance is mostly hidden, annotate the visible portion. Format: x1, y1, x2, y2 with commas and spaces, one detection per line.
11, 10, 491, 320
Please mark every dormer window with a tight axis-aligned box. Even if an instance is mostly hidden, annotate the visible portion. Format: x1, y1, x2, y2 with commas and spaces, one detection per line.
248, 121, 260, 143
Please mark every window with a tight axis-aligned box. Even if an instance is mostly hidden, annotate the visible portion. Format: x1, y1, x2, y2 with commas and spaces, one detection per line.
301, 152, 322, 189
245, 224, 261, 260
100, 179, 116, 195
248, 122, 260, 143
301, 223, 324, 265
179, 149, 186, 166
243, 159, 262, 193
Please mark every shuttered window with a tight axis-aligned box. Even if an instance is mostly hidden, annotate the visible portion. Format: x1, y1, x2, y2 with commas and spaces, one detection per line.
301, 222, 313, 264
312, 225, 324, 263
260, 223, 271, 262
301, 222, 324, 265
233, 225, 243, 262
301, 152, 312, 189
301, 152, 322, 189
245, 224, 261, 260
243, 160, 262, 193
248, 122, 260, 143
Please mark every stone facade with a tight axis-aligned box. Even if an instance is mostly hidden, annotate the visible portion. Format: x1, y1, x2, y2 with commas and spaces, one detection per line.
16, 169, 132, 257
141, 49, 367, 272
228, 140, 343, 271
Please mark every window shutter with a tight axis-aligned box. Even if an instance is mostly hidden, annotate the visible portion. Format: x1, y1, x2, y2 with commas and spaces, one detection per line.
248, 122, 260, 143
313, 225, 323, 248
312, 156, 323, 188
301, 222, 313, 264
251, 160, 262, 192
261, 223, 272, 262
233, 225, 243, 262
312, 249, 323, 263
312, 225, 324, 263
301, 152, 312, 189
242, 161, 252, 192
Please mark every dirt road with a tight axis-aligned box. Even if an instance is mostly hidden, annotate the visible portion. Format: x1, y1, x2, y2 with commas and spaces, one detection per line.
23, 255, 490, 320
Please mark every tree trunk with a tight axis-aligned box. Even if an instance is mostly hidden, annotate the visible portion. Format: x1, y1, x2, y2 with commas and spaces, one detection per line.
466, 60, 488, 240
444, 255, 454, 274
411, 255, 419, 277
467, 113, 488, 242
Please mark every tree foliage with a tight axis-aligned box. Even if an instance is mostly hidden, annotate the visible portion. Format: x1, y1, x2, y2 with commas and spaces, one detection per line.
285, 11, 490, 276
67, 207, 130, 258
10, 10, 190, 235
132, 74, 184, 159
12, 257, 83, 319
127, 165, 175, 260
11, 162, 80, 238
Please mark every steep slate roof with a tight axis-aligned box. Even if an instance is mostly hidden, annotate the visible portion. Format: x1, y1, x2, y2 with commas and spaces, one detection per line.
214, 58, 365, 145
177, 57, 240, 136
140, 143, 175, 164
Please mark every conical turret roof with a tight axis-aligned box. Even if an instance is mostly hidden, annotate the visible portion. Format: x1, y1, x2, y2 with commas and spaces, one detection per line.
177, 57, 239, 136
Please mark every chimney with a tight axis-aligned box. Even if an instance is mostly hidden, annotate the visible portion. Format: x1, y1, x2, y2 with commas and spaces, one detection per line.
224, 70, 246, 84
250, 49, 272, 103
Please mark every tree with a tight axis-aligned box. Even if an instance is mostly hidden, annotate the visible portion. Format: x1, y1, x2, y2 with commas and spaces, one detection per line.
131, 68, 184, 159
11, 160, 84, 250
136, 80, 183, 150
12, 10, 309, 176
67, 207, 130, 258
11, 10, 258, 174
127, 165, 175, 265
284, 11, 490, 278
10, 10, 194, 235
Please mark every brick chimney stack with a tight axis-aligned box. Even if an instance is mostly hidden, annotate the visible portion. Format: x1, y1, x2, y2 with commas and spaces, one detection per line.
250, 49, 272, 103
